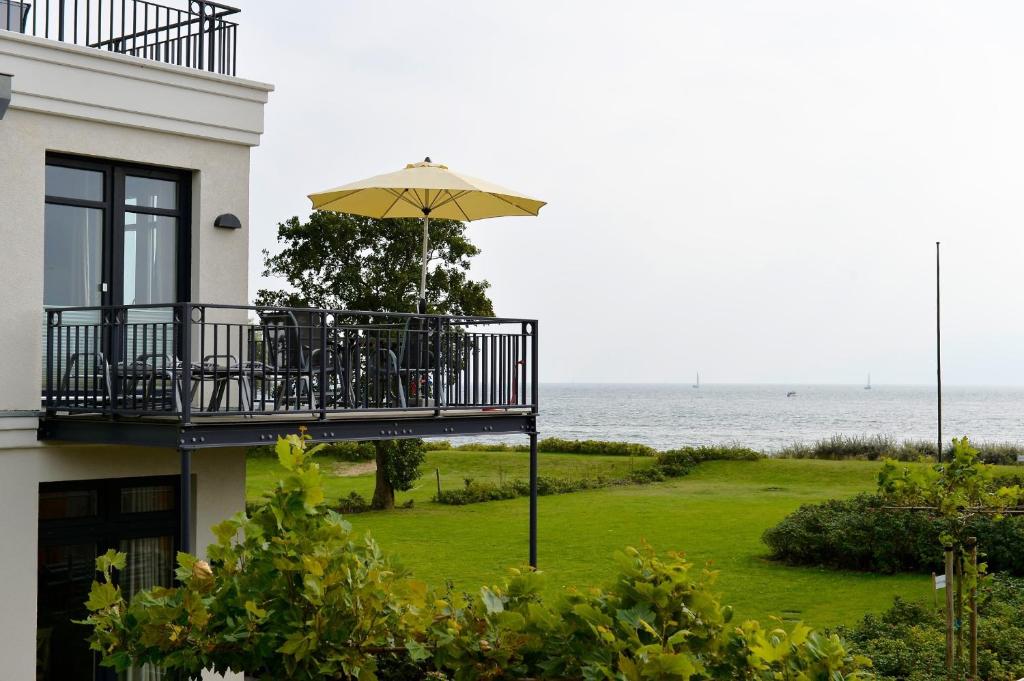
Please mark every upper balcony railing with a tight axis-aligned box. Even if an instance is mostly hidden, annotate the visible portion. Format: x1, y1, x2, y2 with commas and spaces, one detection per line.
1, 0, 240, 75
43, 303, 539, 421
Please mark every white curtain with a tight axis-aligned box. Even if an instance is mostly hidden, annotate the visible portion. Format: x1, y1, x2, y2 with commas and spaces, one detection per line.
119, 535, 173, 681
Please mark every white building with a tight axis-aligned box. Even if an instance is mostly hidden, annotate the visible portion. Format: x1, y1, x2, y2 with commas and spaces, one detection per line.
0, 2, 537, 679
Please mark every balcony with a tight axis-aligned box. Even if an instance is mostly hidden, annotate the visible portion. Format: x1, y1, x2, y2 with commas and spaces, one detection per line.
2, 0, 240, 75
38, 303, 538, 448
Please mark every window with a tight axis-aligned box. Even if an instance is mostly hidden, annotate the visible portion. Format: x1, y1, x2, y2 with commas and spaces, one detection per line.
37, 477, 180, 681
43, 155, 191, 309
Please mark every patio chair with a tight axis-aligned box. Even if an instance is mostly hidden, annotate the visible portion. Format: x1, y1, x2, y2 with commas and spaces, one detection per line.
257, 309, 343, 411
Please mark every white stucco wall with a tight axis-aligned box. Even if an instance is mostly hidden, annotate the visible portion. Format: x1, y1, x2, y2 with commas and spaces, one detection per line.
0, 30, 272, 681
0, 31, 272, 414
0, 430, 247, 681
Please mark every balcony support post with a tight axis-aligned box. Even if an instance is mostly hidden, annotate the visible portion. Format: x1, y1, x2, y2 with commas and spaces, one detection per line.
179, 448, 193, 555
529, 430, 538, 568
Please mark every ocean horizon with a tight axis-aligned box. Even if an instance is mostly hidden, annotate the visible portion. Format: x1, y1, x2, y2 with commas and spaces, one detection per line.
460, 382, 1024, 452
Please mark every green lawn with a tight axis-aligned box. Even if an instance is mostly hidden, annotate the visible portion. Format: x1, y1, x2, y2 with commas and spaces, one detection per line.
246, 451, 932, 628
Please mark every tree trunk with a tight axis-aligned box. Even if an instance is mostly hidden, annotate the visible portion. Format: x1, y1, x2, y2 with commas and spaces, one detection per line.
371, 441, 395, 510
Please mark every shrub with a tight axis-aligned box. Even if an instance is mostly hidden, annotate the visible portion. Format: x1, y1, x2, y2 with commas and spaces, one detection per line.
424, 438, 659, 456
762, 493, 1024, 575
776, 435, 935, 461
334, 491, 371, 514
81, 434, 873, 680
840, 574, 1024, 681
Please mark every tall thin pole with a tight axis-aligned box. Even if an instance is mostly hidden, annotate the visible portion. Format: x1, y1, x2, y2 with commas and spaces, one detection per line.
419, 212, 430, 309
529, 431, 538, 568
936, 241, 943, 462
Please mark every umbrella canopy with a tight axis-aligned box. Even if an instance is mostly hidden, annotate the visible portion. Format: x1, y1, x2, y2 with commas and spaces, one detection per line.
309, 158, 545, 306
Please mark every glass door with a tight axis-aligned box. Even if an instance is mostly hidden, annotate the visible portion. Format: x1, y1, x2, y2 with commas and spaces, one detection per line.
43, 156, 190, 399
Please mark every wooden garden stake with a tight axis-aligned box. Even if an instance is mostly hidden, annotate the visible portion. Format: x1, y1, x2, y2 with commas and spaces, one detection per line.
967, 537, 978, 680
945, 545, 954, 677
956, 550, 964, 670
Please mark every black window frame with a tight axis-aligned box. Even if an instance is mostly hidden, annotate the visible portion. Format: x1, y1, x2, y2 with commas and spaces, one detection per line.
44, 153, 193, 307
37, 475, 182, 681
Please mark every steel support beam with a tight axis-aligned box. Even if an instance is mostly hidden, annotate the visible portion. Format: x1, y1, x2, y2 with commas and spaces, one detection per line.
180, 448, 193, 555
39, 413, 537, 450
529, 431, 538, 568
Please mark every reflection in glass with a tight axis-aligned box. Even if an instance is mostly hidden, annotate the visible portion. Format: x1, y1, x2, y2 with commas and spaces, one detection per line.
37, 542, 97, 681
125, 176, 177, 210
39, 490, 98, 520
121, 485, 175, 513
123, 212, 177, 305
46, 165, 103, 201
119, 536, 174, 681
44, 204, 103, 307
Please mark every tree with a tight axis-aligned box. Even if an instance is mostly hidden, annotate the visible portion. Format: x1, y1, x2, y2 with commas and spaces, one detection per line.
878, 437, 1024, 679
256, 211, 493, 316
257, 211, 494, 508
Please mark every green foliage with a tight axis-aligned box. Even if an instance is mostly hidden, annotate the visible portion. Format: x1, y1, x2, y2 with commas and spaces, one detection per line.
335, 491, 373, 514
776, 434, 1024, 464
248, 440, 376, 462
256, 211, 493, 316
762, 493, 940, 573
83, 433, 872, 680
433, 445, 764, 506
839, 575, 1024, 681
777, 435, 937, 462
424, 438, 659, 456
376, 439, 426, 492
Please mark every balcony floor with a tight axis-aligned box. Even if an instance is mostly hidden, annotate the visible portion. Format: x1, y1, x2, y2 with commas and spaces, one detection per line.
39, 408, 537, 450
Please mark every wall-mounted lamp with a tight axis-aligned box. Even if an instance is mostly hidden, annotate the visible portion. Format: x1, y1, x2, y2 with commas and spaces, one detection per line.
0, 73, 11, 120
214, 213, 241, 230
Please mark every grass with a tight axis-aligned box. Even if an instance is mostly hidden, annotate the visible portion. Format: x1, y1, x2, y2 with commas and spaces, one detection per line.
246, 452, 932, 628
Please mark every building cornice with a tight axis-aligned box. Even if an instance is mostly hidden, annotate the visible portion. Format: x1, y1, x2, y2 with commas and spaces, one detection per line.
0, 31, 273, 146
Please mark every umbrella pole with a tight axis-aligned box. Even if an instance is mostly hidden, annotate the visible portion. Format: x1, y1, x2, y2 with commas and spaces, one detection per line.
419, 212, 430, 312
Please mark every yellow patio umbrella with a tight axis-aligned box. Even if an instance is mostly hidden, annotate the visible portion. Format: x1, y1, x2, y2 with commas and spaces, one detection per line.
308, 158, 546, 308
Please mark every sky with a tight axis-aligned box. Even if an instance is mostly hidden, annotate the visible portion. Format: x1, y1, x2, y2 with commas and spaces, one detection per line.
240, 1, 1024, 385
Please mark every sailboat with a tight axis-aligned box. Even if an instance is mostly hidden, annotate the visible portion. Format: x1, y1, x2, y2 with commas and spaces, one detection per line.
693, 372, 700, 389
864, 373, 872, 390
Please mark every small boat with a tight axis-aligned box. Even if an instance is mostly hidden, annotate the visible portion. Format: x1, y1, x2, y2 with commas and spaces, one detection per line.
786, 391, 797, 397
693, 371, 700, 389
864, 373, 872, 390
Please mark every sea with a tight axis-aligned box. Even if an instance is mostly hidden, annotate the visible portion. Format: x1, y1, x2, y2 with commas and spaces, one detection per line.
461, 383, 1024, 452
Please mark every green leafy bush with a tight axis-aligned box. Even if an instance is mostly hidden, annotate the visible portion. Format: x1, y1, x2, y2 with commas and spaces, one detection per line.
776, 435, 935, 461
424, 437, 659, 456
775, 434, 1024, 464
840, 574, 1024, 681
334, 491, 372, 514
762, 493, 1024, 575
82, 434, 873, 680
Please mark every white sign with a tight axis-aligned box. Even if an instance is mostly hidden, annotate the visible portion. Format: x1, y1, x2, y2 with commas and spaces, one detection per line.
934, 574, 947, 590
1017, 454, 1024, 463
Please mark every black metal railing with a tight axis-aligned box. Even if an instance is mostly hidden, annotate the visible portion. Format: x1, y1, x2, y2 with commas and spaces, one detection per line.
43, 303, 539, 420
2, 0, 239, 75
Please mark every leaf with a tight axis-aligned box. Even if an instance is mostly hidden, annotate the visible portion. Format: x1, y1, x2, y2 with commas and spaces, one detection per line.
85, 581, 121, 611
275, 436, 296, 471
480, 586, 504, 614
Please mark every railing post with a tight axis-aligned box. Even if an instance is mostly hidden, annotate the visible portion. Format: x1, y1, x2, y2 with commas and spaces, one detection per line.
45, 310, 54, 411
530, 320, 539, 413
319, 312, 328, 420
433, 316, 443, 414
109, 308, 123, 415
180, 303, 192, 424
195, 0, 205, 71
57, 0, 66, 41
